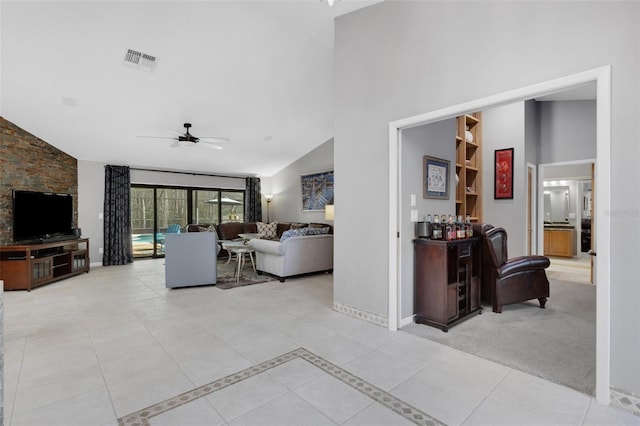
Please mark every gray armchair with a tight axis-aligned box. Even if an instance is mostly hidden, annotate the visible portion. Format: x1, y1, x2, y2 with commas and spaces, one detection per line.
164, 232, 220, 288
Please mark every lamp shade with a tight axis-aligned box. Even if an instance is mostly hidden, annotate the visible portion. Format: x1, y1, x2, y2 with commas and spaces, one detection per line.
325, 204, 334, 220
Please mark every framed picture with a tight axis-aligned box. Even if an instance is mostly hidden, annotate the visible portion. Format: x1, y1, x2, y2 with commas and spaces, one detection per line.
301, 169, 334, 211
495, 148, 514, 199
423, 156, 450, 199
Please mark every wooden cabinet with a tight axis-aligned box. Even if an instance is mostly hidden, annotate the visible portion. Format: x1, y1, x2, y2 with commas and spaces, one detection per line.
0, 239, 89, 291
414, 238, 481, 332
543, 229, 575, 257
456, 112, 482, 222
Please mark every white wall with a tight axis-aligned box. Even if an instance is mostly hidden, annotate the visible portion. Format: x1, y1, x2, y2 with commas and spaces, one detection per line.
539, 100, 597, 164
400, 119, 456, 318
525, 100, 541, 165
78, 160, 105, 265
482, 102, 527, 256
335, 1, 640, 393
265, 138, 334, 225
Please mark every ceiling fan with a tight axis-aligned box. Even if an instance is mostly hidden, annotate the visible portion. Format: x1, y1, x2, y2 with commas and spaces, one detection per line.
138, 123, 229, 150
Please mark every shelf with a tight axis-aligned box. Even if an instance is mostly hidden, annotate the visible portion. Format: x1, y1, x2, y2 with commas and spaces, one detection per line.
456, 112, 482, 223
465, 114, 479, 127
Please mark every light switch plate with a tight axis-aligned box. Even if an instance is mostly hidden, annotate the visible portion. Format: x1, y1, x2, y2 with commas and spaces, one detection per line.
410, 194, 416, 206
411, 209, 418, 222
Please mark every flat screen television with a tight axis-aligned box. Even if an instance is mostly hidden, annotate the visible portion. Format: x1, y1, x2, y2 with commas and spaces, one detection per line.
12, 190, 75, 243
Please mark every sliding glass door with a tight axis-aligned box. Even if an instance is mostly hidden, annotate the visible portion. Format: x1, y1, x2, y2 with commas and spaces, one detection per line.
156, 188, 188, 255
131, 187, 156, 258
132, 185, 244, 258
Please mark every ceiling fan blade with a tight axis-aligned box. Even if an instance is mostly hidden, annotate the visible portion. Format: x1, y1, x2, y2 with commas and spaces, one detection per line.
199, 141, 224, 150
170, 141, 181, 148
169, 129, 184, 136
199, 137, 230, 144
137, 135, 177, 140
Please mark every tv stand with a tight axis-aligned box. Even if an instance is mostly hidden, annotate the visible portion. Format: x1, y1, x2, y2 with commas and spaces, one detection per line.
0, 239, 89, 291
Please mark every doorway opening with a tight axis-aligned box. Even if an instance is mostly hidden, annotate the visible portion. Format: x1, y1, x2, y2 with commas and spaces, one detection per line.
388, 66, 611, 404
540, 160, 596, 285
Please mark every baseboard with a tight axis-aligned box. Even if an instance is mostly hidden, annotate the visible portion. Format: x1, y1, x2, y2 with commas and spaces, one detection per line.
610, 386, 640, 416
399, 314, 415, 328
333, 302, 388, 328
90, 262, 103, 268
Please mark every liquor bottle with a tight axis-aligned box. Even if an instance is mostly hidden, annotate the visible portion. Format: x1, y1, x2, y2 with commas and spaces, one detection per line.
446, 215, 455, 241
456, 215, 466, 239
431, 214, 442, 240
466, 214, 473, 238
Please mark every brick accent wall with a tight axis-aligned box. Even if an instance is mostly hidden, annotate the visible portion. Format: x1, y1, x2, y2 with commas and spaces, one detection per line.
0, 117, 78, 245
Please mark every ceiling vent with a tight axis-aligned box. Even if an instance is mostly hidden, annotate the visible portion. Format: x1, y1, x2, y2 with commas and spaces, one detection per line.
123, 49, 157, 72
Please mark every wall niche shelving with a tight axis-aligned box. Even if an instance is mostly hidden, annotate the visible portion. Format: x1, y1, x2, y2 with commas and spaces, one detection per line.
455, 112, 482, 222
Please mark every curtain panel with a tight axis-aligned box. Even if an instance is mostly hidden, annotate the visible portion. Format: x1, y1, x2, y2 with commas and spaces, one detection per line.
103, 165, 133, 265
245, 177, 262, 222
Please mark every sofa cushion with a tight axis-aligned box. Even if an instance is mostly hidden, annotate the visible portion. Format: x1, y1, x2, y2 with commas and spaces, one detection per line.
280, 227, 308, 242
243, 222, 258, 233
306, 226, 330, 235
290, 222, 308, 230
217, 222, 244, 240
257, 221, 278, 239
248, 238, 285, 256
198, 225, 216, 233
276, 222, 292, 237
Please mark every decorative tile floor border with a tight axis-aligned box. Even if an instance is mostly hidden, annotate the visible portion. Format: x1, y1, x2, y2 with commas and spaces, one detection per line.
610, 386, 640, 417
333, 302, 389, 328
117, 348, 444, 426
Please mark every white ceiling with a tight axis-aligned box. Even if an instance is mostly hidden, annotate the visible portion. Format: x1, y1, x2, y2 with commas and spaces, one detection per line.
1, 1, 378, 177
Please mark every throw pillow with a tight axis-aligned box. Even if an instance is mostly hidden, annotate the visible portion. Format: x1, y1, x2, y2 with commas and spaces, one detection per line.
198, 225, 215, 233
290, 222, 308, 230
280, 227, 308, 242
306, 226, 330, 235
257, 221, 278, 239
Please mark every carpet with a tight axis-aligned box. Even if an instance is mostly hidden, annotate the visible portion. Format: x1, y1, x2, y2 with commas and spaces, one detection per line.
215, 257, 274, 289
403, 278, 596, 396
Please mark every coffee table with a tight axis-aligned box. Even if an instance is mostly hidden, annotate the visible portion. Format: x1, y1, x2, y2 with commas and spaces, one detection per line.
238, 233, 262, 242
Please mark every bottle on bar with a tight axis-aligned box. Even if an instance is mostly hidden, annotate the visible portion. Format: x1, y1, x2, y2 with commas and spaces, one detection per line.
431, 214, 442, 240
456, 215, 466, 239
446, 215, 455, 241
466, 214, 473, 238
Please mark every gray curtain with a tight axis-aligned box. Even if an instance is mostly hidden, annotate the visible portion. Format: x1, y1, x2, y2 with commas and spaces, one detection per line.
245, 177, 262, 222
103, 165, 133, 265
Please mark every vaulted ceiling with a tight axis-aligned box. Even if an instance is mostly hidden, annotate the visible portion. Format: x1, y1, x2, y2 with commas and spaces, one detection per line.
1, 1, 378, 177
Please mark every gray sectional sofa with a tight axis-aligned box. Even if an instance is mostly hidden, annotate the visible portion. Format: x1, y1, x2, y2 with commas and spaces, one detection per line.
248, 233, 333, 282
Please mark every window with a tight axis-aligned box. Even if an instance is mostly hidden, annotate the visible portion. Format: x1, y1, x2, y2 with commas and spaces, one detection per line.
131, 185, 244, 258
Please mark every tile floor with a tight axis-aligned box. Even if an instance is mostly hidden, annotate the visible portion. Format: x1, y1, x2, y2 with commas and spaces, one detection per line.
4, 259, 638, 426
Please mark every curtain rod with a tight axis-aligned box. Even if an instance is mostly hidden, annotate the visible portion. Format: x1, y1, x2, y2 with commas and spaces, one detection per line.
128, 167, 256, 180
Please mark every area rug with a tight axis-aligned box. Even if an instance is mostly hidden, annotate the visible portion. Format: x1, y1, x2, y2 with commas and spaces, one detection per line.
403, 278, 596, 396
215, 257, 274, 289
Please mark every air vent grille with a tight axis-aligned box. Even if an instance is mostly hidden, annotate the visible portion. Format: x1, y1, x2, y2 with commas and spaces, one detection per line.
123, 49, 157, 72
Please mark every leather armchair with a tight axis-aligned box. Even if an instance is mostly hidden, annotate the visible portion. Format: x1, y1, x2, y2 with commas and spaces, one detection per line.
476, 225, 550, 313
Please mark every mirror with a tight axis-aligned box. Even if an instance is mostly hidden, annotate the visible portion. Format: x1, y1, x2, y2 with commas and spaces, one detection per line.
544, 186, 570, 223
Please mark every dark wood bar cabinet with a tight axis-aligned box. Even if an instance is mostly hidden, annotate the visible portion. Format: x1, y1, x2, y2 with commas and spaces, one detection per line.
414, 237, 481, 332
